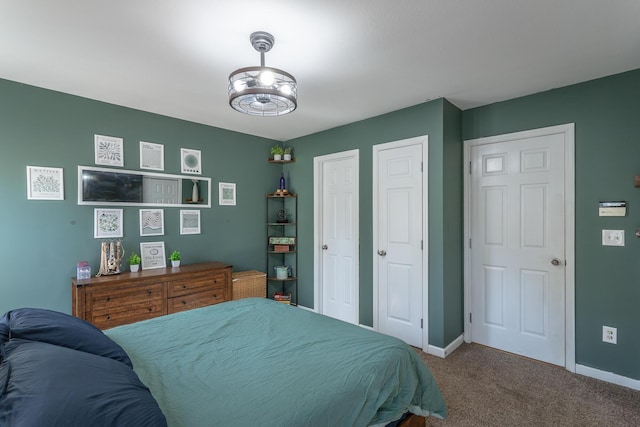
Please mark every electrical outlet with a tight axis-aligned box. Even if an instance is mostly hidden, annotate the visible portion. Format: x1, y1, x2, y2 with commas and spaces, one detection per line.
602, 326, 617, 344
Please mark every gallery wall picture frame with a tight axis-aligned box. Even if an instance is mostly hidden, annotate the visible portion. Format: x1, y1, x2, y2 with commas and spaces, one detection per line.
139, 208, 164, 236
140, 241, 166, 270
140, 141, 164, 171
219, 182, 236, 206
94, 134, 124, 167
26, 166, 64, 200
94, 208, 123, 239
180, 209, 201, 235
181, 148, 202, 175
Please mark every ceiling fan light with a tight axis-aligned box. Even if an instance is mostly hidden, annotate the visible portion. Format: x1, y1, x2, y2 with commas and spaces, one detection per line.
259, 70, 274, 86
228, 31, 297, 116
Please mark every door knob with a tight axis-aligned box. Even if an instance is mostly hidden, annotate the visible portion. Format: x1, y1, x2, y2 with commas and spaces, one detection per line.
322, 244, 328, 250
551, 258, 562, 266
377, 250, 387, 256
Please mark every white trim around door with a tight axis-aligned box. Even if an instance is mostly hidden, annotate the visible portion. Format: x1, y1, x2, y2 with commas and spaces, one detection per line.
463, 123, 575, 372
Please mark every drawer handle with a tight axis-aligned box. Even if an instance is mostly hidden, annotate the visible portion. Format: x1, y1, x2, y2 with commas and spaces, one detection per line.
147, 290, 152, 295
106, 297, 111, 302
213, 294, 217, 298
214, 279, 218, 283
181, 300, 186, 305
106, 315, 111, 320
148, 308, 152, 312
183, 285, 187, 289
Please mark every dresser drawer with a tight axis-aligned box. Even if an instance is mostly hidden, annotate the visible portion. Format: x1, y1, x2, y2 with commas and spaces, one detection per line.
91, 301, 166, 329
89, 283, 164, 310
168, 289, 226, 314
168, 272, 227, 298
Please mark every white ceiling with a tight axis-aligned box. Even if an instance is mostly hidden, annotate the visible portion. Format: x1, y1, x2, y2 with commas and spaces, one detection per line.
2, 1, 640, 141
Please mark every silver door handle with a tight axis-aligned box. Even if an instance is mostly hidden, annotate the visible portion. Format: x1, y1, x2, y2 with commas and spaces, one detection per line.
377, 250, 387, 256
551, 258, 562, 266
322, 244, 328, 250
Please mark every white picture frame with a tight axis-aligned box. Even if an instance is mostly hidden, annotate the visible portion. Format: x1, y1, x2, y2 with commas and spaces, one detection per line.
94, 208, 123, 238
180, 209, 201, 235
181, 148, 202, 175
218, 182, 236, 206
139, 208, 164, 236
26, 166, 64, 200
140, 241, 166, 270
140, 141, 164, 171
94, 134, 124, 167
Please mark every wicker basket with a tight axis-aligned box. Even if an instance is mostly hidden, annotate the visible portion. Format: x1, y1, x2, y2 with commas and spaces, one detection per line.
232, 270, 266, 300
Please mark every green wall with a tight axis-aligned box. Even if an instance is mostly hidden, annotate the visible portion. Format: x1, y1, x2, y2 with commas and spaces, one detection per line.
287, 99, 464, 347
462, 68, 640, 380
0, 79, 279, 315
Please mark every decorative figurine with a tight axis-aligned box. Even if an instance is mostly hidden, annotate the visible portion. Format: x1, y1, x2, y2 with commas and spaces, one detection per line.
97, 240, 124, 276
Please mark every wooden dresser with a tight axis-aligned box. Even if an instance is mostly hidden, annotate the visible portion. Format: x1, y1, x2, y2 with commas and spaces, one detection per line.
72, 261, 232, 329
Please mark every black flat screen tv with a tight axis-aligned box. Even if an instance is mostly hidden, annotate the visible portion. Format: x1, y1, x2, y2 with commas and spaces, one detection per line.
82, 170, 143, 203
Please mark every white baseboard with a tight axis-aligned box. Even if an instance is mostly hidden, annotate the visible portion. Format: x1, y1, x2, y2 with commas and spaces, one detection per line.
296, 305, 315, 312
576, 364, 640, 391
427, 334, 464, 358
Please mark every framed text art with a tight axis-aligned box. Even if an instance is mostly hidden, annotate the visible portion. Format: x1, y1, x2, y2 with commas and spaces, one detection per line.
26, 166, 64, 200
139, 208, 164, 236
140, 241, 166, 270
180, 209, 201, 235
140, 141, 164, 171
94, 134, 124, 167
94, 208, 123, 238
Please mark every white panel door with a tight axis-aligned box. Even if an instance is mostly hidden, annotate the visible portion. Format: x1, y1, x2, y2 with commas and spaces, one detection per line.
320, 155, 359, 324
375, 142, 423, 347
470, 131, 566, 365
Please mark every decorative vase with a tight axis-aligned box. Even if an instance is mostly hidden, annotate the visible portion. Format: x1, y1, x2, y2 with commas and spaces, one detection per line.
275, 266, 288, 279
171, 260, 180, 268
192, 180, 199, 202
273, 154, 282, 161
130, 264, 139, 273
284, 154, 292, 161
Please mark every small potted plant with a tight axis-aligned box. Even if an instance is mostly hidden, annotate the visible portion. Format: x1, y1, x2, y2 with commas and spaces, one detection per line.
270, 144, 284, 161
128, 252, 141, 272
283, 146, 293, 161
170, 250, 181, 268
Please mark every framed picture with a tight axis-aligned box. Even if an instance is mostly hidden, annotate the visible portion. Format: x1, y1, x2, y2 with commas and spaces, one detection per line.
219, 182, 236, 206
94, 134, 124, 167
140, 241, 166, 270
181, 148, 202, 175
26, 166, 64, 200
180, 210, 201, 235
140, 141, 164, 171
94, 208, 123, 238
139, 209, 164, 236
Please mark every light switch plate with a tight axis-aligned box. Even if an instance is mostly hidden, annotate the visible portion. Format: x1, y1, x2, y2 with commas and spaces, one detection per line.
602, 230, 625, 246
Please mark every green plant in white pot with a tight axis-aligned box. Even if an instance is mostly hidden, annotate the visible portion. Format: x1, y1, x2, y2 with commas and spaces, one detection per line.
170, 250, 181, 267
270, 144, 284, 161
283, 146, 293, 161
129, 252, 141, 272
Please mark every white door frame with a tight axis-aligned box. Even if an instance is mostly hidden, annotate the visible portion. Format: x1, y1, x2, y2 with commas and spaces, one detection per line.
313, 149, 360, 318
463, 123, 575, 372
372, 135, 429, 350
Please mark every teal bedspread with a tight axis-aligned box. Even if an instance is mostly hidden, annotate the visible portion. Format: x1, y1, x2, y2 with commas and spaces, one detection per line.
105, 298, 446, 427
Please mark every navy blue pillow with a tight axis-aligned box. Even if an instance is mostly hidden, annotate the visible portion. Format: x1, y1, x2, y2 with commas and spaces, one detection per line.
0, 340, 167, 426
0, 308, 131, 367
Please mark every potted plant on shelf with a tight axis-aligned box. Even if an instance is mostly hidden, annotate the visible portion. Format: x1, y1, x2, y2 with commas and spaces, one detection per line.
129, 252, 141, 273
270, 144, 284, 161
170, 250, 181, 267
283, 146, 293, 161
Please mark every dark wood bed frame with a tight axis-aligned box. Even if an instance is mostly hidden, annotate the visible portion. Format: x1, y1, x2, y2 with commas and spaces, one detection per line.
399, 414, 426, 427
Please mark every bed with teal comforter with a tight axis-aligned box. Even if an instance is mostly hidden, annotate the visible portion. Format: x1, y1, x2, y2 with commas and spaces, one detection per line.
105, 298, 446, 427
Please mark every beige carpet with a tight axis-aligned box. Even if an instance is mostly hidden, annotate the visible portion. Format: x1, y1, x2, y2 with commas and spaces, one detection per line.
416, 343, 640, 427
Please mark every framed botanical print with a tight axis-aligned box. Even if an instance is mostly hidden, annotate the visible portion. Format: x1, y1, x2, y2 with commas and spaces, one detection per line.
26, 166, 64, 200
94, 134, 124, 167
94, 208, 123, 238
